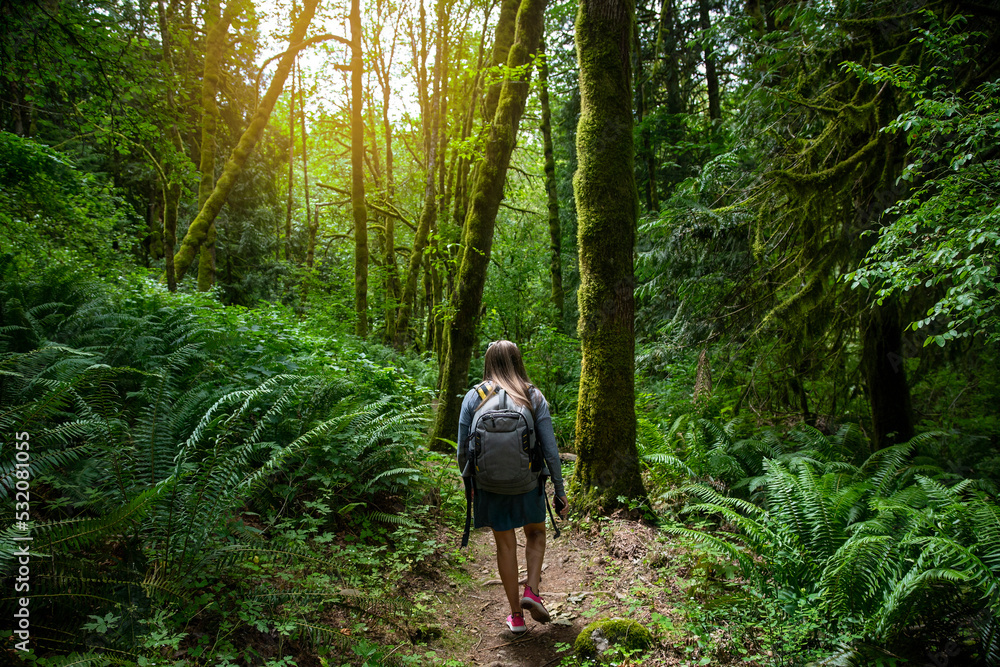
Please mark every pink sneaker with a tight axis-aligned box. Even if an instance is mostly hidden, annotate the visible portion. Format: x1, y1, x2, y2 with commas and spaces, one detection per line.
520, 586, 550, 623
506, 612, 526, 633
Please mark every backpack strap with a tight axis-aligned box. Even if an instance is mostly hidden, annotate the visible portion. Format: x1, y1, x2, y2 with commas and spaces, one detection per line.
473, 381, 496, 412
461, 476, 475, 548
538, 475, 561, 539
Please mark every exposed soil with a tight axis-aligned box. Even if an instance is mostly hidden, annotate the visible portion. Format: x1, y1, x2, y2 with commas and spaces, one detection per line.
393, 515, 692, 666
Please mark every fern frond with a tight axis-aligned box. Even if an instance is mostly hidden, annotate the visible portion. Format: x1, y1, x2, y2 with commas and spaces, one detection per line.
642, 452, 695, 477
36, 486, 161, 550
662, 522, 763, 584
363, 468, 420, 492
366, 510, 419, 527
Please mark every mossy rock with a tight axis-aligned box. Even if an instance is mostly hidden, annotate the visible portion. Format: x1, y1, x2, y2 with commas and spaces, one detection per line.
574, 617, 653, 661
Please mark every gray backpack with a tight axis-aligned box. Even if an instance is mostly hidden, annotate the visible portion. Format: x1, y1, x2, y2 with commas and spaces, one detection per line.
467, 382, 540, 494
459, 382, 560, 547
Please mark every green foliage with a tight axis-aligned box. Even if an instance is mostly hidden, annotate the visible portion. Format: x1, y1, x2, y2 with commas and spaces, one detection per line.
846, 14, 1000, 345
635, 157, 752, 345
660, 421, 1000, 662
522, 325, 581, 448
0, 133, 138, 272
0, 264, 431, 664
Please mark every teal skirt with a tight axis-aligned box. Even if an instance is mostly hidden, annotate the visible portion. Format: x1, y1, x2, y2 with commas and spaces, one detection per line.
474, 486, 546, 532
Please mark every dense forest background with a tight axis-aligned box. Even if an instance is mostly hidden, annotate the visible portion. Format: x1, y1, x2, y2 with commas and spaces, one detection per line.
2, 0, 999, 665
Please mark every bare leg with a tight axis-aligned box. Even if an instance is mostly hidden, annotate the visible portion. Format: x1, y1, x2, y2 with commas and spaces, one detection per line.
493, 528, 520, 614
523, 521, 546, 593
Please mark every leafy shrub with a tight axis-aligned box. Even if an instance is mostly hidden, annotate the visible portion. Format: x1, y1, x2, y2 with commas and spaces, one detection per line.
0, 133, 138, 274
0, 265, 429, 664
663, 426, 1000, 663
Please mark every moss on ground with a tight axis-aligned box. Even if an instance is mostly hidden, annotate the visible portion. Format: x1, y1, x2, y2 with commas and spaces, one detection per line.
574, 617, 653, 660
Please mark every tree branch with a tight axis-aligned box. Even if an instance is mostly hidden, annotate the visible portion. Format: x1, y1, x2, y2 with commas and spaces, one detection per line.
500, 202, 540, 216
255, 34, 341, 105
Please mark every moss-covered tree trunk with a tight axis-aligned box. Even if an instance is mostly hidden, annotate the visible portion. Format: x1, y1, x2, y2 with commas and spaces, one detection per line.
654, 0, 680, 115
350, 0, 368, 337
483, 0, 521, 123
170, 0, 319, 283
571, 0, 647, 510
539, 37, 564, 327
196, 0, 235, 291
427, 0, 547, 453
395, 173, 436, 347
447, 0, 519, 244
431, 6, 451, 358
447, 7, 490, 286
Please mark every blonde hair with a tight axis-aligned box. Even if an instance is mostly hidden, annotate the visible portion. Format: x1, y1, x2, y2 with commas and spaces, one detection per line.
481, 340, 535, 416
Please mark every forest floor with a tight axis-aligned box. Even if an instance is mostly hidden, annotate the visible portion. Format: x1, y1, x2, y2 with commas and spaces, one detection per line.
387, 513, 700, 666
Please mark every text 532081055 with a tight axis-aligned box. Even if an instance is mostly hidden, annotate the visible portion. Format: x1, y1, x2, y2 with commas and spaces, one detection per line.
10, 431, 32, 652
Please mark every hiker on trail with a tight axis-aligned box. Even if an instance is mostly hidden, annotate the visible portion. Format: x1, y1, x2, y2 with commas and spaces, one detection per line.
457, 339, 569, 635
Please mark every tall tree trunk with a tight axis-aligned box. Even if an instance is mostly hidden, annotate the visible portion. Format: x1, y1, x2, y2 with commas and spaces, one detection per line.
298, 63, 312, 256
862, 297, 914, 448
411, 0, 430, 152
634, 21, 658, 211
483, 0, 521, 123
301, 208, 320, 305
156, 0, 183, 293
372, 6, 401, 341
170, 0, 320, 282
306, 209, 319, 268
654, 0, 681, 115
350, 0, 368, 338
396, 173, 436, 347
381, 64, 401, 342
424, 258, 439, 353
196, 0, 235, 291
286, 59, 296, 262
428, 0, 547, 453
164, 178, 181, 292
699, 0, 720, 121
539, 37, 564, 327
572, 0, 647, 510
449, 5, 490, 242
431, 6, 451, 356
395, 2, 445, 349
436, 8, 450, 200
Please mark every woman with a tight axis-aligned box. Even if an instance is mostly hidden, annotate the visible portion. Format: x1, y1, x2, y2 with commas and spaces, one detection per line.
457, 340, 569, 634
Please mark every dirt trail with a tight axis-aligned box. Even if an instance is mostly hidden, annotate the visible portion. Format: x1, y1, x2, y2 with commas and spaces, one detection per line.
415, 517, 685, 666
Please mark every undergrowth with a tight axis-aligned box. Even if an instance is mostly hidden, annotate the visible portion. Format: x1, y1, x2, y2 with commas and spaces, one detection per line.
0, 261, 449, 666
640, 415, 1000, 666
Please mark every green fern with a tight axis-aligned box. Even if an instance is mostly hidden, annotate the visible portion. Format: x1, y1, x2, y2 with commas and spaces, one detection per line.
659, 413, 999, 659
0, 270, 431, 663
